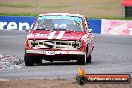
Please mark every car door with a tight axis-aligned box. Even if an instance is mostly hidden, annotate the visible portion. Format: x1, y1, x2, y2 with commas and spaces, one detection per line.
84, 17, 93, 54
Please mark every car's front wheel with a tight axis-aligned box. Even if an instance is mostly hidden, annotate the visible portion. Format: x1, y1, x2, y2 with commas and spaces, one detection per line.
77, 54, 86, 65
34, 57, 42, 65
24, 54, 34, 66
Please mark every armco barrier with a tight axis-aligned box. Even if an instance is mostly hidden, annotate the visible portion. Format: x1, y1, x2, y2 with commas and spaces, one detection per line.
0, 16, 101, 34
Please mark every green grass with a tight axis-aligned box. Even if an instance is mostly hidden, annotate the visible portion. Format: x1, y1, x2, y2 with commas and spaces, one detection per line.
0, 12, 132, 20
0, 13, 37, 16
0, 3, 69, 9
41, 4, 69, 9
0, 1, 131, 20
0, 0, 128, 19
0, 3, 35, 8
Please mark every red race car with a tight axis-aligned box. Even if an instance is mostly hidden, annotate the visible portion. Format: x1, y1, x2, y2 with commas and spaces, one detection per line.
24, 13, 94, 66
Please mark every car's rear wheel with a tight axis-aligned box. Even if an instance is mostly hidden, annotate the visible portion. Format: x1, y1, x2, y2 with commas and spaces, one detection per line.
86, 54, 91, 63
86, 45, 92, 63
24, 54, 34, 66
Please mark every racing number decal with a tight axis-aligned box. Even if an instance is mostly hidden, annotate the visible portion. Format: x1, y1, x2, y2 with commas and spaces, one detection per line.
48, 31, 56, 39
56, 31, 65, 39
54, 24, 66, 29
48, 24, 66, 39
48, 31, 65, 39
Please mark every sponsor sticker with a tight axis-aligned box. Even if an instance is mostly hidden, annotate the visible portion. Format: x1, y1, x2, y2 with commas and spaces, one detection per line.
76, 67, 131, 85
48, 31, 56, 39
56, 31, 65, 39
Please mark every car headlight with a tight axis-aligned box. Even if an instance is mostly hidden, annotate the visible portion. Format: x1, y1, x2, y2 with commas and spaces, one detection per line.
28, 40, 38, 48
72, 40, 82, 49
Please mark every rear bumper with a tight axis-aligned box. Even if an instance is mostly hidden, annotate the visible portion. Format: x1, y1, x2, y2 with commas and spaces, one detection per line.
26, 50, 85, 55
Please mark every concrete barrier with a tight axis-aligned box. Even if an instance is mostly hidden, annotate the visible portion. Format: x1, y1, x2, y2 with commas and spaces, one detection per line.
0, 16, 34, 30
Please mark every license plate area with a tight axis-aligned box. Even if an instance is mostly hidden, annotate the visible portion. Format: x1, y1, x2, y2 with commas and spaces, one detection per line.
45, 51, 55, 55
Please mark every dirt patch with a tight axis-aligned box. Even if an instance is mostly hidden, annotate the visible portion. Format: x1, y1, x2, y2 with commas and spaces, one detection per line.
0, 79, 131, 88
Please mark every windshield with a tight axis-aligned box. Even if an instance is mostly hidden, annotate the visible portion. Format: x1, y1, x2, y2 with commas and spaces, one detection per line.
33, 15, 83, 31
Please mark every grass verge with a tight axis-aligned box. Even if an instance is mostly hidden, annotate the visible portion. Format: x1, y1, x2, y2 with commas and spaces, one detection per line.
0, 13, 37, 16
0, 13, 132, 20
0, 3, 69, 9
0, 3, 35, 8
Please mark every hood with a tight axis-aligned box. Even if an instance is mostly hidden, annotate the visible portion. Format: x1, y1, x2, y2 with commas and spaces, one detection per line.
27, 30, 85, 40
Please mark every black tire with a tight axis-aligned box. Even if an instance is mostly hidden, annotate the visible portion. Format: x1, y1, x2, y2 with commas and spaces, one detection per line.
24, 54, 34, 66
50, 60, 53, 62
77, 55, 86, 65
86, 54, 91, 63
34, 58, 42, 65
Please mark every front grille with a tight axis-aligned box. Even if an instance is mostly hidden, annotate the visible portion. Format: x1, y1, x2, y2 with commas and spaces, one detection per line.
30, 40, 81, 50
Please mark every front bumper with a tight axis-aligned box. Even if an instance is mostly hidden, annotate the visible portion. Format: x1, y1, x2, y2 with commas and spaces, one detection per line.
26, 50, 85, 55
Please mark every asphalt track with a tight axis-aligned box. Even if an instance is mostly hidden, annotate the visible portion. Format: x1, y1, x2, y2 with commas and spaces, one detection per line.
0, 30, 132, 79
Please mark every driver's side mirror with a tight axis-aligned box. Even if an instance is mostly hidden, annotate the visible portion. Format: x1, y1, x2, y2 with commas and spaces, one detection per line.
87, 29, 92, 33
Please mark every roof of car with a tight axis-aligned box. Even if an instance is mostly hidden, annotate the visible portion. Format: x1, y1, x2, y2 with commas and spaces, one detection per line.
38, 13, 84, 18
